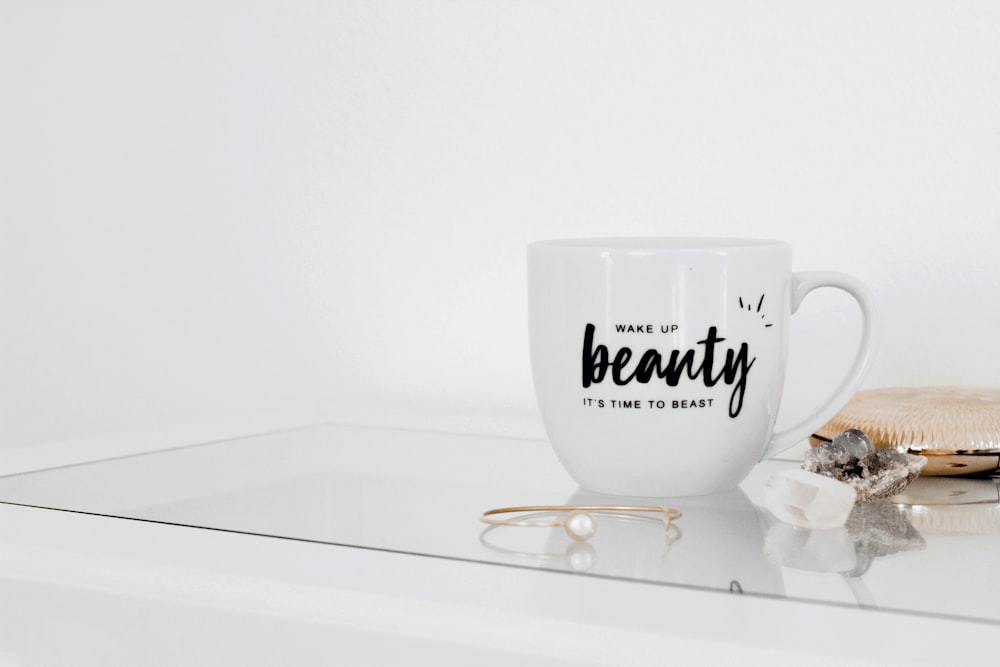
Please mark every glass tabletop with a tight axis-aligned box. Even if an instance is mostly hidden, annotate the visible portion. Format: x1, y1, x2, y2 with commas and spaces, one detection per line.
0, 423, 996, 625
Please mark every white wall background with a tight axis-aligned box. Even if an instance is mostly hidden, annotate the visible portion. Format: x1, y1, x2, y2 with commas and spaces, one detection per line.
2, 1, 998, 470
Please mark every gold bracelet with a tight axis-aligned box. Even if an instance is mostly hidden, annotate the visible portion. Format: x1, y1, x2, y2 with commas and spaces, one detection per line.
480, 505, 681, 542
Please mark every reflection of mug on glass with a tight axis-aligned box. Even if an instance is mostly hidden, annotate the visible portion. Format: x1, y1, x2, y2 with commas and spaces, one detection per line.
528, 238, 878, 497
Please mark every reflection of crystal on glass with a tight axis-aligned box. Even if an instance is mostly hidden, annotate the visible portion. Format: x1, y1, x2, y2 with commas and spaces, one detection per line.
764, 496, 925, 576
763, 522, 857, 572
841, 503, 926, 577
765, 468, 856, 529
805, 429, 926, 503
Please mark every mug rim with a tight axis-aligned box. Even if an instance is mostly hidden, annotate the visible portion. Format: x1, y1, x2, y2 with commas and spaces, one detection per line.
530, 237, 787, 252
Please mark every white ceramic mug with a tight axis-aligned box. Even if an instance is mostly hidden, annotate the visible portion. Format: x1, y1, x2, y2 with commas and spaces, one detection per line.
528, 238, 878, 497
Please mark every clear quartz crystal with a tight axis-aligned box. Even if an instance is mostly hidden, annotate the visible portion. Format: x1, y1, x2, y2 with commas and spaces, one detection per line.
765, 469, 857, 530
804, 429, 926, 503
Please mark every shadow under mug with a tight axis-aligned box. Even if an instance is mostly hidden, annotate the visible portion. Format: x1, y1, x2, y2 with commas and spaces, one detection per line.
528, 237, 878, 497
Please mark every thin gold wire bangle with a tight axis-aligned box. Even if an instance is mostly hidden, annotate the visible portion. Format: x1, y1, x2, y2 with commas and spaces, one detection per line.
480, 505, 681, 530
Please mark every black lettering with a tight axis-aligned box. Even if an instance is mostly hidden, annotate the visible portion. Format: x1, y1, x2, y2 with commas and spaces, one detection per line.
659, 348, 698, 385
580, 324, 757, 417
611, 347, 633, 384
614, 323, 654, 333
723, 345, 755, 418
582, 324, 608, 388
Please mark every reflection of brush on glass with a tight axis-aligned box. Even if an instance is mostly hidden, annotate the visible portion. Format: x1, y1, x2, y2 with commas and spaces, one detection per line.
812, 387, 1000, 475
892, 477, 1000, 535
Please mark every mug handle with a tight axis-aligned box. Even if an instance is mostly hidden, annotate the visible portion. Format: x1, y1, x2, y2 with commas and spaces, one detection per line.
762, 271, 880, 460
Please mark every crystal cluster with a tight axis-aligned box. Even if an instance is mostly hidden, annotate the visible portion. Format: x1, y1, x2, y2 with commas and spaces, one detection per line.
803, 429, 926, 503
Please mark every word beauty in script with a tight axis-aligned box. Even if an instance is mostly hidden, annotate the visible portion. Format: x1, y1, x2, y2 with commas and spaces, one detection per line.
581, 324, 755, 418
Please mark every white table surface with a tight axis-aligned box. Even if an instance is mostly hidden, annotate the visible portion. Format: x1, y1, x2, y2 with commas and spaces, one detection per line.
0, 423, 997, 666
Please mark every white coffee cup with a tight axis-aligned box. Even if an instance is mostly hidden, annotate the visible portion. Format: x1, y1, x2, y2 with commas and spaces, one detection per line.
528, 237, 878, 497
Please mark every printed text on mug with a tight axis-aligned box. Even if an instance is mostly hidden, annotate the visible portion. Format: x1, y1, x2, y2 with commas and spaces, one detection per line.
581, 323, 755, 418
